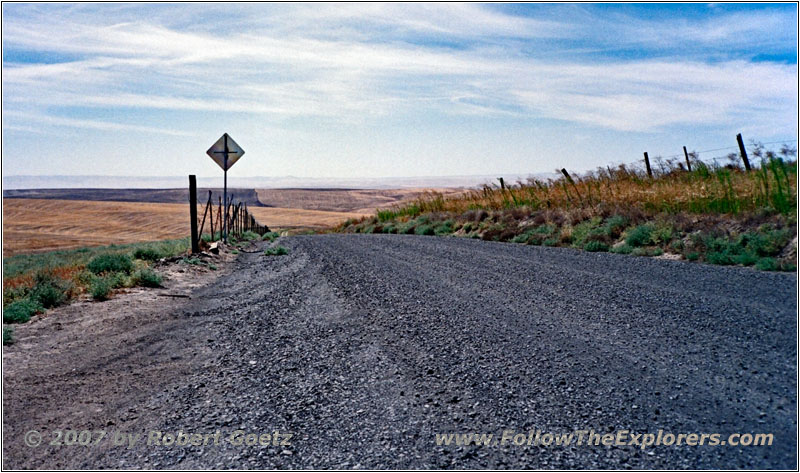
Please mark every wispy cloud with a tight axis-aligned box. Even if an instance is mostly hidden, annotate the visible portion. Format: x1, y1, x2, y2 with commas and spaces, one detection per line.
4, 111, 195, 137
1, 3, 796, 176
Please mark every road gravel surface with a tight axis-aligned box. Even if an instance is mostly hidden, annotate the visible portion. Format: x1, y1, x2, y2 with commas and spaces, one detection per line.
3, 234, 796, 469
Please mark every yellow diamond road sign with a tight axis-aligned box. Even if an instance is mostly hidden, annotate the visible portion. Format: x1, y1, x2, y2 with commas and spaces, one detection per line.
206, 133, 245, 171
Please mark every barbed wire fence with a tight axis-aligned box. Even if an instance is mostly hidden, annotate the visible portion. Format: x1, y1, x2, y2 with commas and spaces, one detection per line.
586, 136, 798, 180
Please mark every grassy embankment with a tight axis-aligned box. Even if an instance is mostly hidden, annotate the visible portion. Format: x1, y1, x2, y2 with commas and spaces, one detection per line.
1, 230, 278, 345
339, 147, 797, 272
2, 238, 186, 345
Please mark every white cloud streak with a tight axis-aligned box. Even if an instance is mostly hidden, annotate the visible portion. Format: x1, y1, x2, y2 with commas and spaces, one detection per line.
2, 3, 797, 135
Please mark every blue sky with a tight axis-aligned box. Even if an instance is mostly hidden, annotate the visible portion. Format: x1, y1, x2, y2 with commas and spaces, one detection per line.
2, 3, 797, 181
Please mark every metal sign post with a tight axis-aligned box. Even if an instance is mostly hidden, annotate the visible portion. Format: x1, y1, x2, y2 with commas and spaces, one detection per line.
206, 133, 245, 243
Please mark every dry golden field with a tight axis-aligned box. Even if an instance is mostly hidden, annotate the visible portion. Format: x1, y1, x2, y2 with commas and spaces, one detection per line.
2, 198, 368, 256
255, 188, 466, 214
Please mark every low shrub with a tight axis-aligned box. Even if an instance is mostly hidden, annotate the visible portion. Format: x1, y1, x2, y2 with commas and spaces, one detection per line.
543, 237, 559, 247
264, 246, 289, 256
602, 215, 628, 238
611, 243, 633, 255
377, 209, 397, 222
570, 217, 602, 248
650, 223, 675, 245
87, 253, 133, 275
90, 277, 113, 301
30, 271, 71, 308
511, 232, 531, 244
626, 224, 654, 247
415, 224, 435, 236
584, 241, 610, 252
755, 257, 778, 271
3, 327, 14, 346
434, 220, 454, 235
134, 268, 162, 287
133, 248, 162, 261
399, 221, 417, 234
3, 299, 43, 323
240, 231, 261, 241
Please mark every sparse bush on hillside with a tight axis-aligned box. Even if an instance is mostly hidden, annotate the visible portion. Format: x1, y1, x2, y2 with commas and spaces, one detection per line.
584, 240, 610, 252
240, 231, 261, 241
3, 327, 14, 346
134, 268, 163, 288
626, 224, 654, 248
264, 246, 289, 256
90, 277, 113, 301
30, 270, 72, 308
434, 220, 455, 235
415, 224, 435, 236
87, 253, 133, 275
133, 248, 162, 261
262, 232, 280, 242
3, 299, 43, 323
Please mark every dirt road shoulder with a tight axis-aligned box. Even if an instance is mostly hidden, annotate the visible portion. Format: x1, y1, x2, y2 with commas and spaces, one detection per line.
2, 245, 244, 469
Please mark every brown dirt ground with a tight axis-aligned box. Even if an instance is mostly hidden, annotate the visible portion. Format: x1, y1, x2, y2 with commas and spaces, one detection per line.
1, 245, 241, 469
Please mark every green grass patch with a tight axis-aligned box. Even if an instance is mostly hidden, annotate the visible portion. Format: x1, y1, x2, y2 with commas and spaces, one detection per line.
543, 237, 559, 247
262, 232, 280, 242
30, 270, 72, 308
264, 246, 289, 256
602, 215, 629, 238
625, 224, 654, 247
3, 299, 43, 323
755, 257, 778, 271
611, 243, 634, 254
377, 209, 398, 222
584, 240, 610, 252
415, 224, 435, 236
87, 253, 134, 275
132, 248, 162, 262
90, 276, 113, 301
134, 268, 162, 288
3, 238, 190, 280
434, 220, 455, 235
570, 217, 603, 248
239, 231, 261, 241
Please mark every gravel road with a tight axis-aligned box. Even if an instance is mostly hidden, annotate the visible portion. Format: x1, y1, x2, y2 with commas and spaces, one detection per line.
6, 234, 797, 469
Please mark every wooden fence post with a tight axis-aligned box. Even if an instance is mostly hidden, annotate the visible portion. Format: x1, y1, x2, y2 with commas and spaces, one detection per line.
643, 152, 653, 178
209, 191, 215, 240
683, 146, 692, 172
560, 168, 583, 203
189, 175, 200, 253
737, 133, 752, 171
198, 190, 212, 239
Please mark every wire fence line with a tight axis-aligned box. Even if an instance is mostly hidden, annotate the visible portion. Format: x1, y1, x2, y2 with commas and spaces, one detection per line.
582, 136, 798, 179
195, 189, 270, 244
